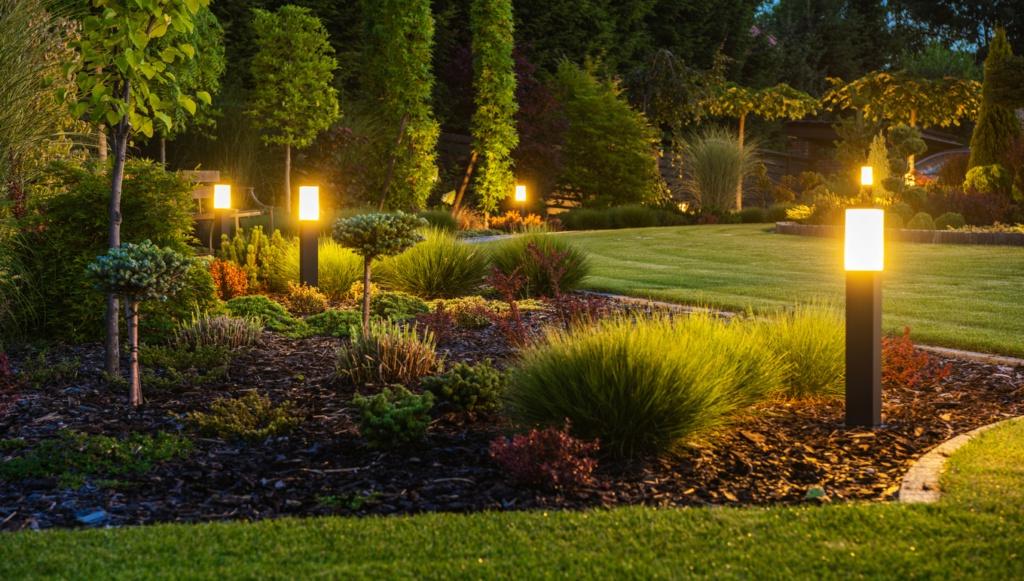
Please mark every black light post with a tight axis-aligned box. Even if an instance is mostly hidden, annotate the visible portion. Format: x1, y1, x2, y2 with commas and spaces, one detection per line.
844, 166, 884, 427
298, 185, 320, 287
212, 184, 232, 252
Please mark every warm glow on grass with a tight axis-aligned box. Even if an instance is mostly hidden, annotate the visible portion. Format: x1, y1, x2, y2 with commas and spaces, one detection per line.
213, 184, 232, 210
844, 209, 884, 271
299, 186, 320, 221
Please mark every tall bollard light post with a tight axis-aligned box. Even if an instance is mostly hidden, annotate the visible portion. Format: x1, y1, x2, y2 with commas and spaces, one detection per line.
298, 185, 320, 287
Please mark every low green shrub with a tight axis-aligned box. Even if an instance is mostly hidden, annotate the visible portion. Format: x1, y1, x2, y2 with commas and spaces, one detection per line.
139, 344, 232, 389
906, 212, 936, 230
609, 205, 660, 228
559, 206, 684, 231
738, 207, 767, 223
489, 234, 590, 297
335, 320, 441, 386
352, 385, 434, 448
886, 211, 905, 229
225, 295, 307, 336
15, 350, 80, 388
766, 203, 793, 223
285, 282, 328, 315
559, 208, 612, 230
436, 296, 500, 328
371, 291, 430, 321
187, 392, 300, 442
422, 360, 505, 413
890, 202, 915, 222
935, 212, 967, 230
375, 229, 490, 298
418, 209, 458, 232
757, 305, 845, 398
0, 431, 192, 488
507, 314, 784, 457
305, 309, 363, 338
173, 315, 262, 350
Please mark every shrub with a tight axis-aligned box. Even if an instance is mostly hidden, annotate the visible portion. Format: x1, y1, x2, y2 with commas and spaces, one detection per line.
305, 309, 363, 338
225, 295, 307, 336
882, 327, 952, 389
371, 291, 430, 321
609, 205, 661, 228
489, 211, 544, 233
489, 424, 599, 490
219, 226, 283, 291
210, 259, 249, 300
421, 360, 505, 413
560, 208, 612, 230
506, 314, 784, 457
766, 203, 793, 223
935, 212, 967, 230
681, 126, 759, 213
188, 392, 300, 442
418, 209, 458, 232
173, 315, 262, 351
335, 320, 441, 386
345, 281, 379, 303
890, 202, 915, 222
964, 164, 1013, 195
352, 385, 434, 448
375, 229, 490, 298
886, 212, 905, 229
489, 234, 590, 297
757, 305, 845, 398
0, 431, 192, 488
906, 211, 936, 230
438, 296, 499, 329
285, 282, 328, 315
738, 207, 767, 223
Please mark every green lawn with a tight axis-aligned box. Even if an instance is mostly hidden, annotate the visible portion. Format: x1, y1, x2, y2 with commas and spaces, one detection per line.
2, 420, 1023, 579
559, 224, 1024, 357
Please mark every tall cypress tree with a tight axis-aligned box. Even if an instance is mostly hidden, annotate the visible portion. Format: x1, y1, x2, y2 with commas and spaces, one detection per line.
969, 28, 1021, 170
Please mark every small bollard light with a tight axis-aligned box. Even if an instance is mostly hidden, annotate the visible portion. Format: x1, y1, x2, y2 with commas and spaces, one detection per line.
298, 185, 320, 287
844, 207, 884, 427
514, 184, 527, 203
212, 184, 232, 251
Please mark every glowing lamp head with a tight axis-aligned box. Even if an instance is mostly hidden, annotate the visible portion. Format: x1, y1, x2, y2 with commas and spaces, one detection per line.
514, 184, 527, 203
299, 186, 320, 221
844, 209, 884, 272
860, 166, 873, 187
213, 184, 232, 210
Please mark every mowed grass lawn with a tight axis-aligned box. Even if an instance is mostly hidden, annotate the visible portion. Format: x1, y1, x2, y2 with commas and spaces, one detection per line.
561, 224, 1024, 356
2, 421, 1023, 579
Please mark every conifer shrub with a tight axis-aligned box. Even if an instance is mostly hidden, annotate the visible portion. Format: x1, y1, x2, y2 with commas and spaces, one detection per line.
188, 392, 300, 442
353, 385, 434, 448
371, 291, 430, 321
422, 359, 505, 413
225, 295, 307, 336
305, 309, 363, 338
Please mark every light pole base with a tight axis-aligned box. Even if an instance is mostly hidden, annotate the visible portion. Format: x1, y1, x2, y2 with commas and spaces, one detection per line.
845, 271, 882, 427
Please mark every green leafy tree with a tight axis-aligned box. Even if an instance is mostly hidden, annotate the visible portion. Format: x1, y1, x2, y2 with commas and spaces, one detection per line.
552, 61, 665, 208
627, 49, 725, 136
706, 83, 818, 209
65, 0, 210, 375
360, 0, 440, 210
249, 5, 340, 215
969, 28, 1021, 170
87, 241, 193, 407
331, 213, 427, 330
454, 0, 518, 214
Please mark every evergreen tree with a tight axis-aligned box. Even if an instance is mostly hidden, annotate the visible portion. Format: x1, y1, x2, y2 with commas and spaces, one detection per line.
969, 28, 1021, 170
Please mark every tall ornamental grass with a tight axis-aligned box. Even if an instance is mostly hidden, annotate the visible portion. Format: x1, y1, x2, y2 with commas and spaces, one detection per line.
489, 233, 590, 297
757, 304, 845, 398
375, 229, 489, 298
682, 127, 759, 213
269, 237, 362, 299
507, 313, 785, 457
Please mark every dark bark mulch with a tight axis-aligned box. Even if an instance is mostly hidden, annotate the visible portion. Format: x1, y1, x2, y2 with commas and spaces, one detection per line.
0, 304, 1021, 531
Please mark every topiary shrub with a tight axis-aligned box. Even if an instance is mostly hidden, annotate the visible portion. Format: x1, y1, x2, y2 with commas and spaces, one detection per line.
188, 392, 300, 443
370, 291, 430, 321
964, 164, 1013, 195
489, 423, 599, 490
225, 295, 307, 336
934, 212, 967, 230
352, 385, 434, 448
210, 259, 249, 300
335, 320, 441, 386
421, 359, 505, 413
375, 229, 490, 298
506, 314, 784, 457
285, 282, 328, 315
489, 233, 590, 297
437, 296, 499, 329
173, 314, 262, 350
305, 309, 363, 338
886, 212, 905, 229
906, 211, 936, 230
757, 305, 845, 398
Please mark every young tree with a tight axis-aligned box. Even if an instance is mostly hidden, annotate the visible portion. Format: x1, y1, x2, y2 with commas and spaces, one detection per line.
969, 28, 1021, 170
454, 0, 518, 214
361, 0, 440, 210
87, 241, 193, 407
66, 0, 210, 375
249, 5, 340, 215
332, 213, 427, 331
706, 82, 818, 209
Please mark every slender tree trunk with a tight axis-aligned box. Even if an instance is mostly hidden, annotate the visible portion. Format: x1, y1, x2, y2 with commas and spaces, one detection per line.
127, 300, 142, 407
98, 127, 107, 163
736, 113, 746, 211
105, 80, 131, 376
159, 137, 166, 166
284, 144, 292, 215
361, 258, 372, 333
907, 109, 918, 175
452, 150, 479, 213
378, 114, 410, 211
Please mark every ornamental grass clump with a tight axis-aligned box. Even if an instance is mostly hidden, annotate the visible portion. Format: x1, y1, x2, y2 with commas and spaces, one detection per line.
506, 313, 784, 457
489, 234, 590, 297
682, 127, 759, 213
756, 304, 845, 398
173, 314, 263, 351
375, 229, 490, 298
336, 320, 441, 386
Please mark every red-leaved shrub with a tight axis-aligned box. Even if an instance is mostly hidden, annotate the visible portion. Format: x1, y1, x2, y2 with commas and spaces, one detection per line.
486, 266, 530, 346
882, 327, 952, 389
489, 423, 599, 490
210, 259, 249, 300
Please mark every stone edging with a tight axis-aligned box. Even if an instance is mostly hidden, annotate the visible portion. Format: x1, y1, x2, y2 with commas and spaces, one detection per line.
899, 416, 1024, 504
774, 221, 1024, 246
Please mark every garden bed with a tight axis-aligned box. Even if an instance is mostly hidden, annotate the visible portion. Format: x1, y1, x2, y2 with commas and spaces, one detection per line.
775, 221, 1024, 246
1, 297, 1022, 532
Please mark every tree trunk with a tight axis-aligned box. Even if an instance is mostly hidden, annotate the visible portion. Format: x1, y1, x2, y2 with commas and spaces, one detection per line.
452, 150, 479, 213
361, 258, 372, 333
907, 109, 918, 175
736, 113, 746, 211
159, 136, 166, 166
284, 144, 292, 215
127, 300, 142, 407
98, 127, 107, 163
378, 114, 410, 211
105, 80, 131, 376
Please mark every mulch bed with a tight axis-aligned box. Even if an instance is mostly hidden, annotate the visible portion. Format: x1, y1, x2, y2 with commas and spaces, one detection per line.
0, 299, 1022, 531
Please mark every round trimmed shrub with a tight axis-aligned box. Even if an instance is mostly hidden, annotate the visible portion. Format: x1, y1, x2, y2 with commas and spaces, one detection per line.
506, 314, 784, 457
934, 212, 966, 230
906, 212, 936, 230
885, 212, 904, 229
375, 229, 489, 298
489, 233, 590, 297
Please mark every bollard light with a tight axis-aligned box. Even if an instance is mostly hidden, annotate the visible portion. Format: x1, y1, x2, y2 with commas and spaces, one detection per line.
212, 184, 232, 251
860, 166, 873, 187
298, 185, 320, 287
844, 208, 884, 427
514, 184, 527, 203
213, 184, 232, 210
